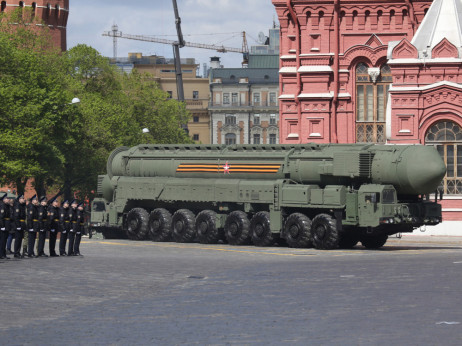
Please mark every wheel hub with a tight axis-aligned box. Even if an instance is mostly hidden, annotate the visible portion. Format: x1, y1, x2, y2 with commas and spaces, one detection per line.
229, 223, 238, 235
315, 225, 326, 239
255, 224, 264, 236
199, 221, 208, 233
175, 220, 184, 232
289, 225, 299, 237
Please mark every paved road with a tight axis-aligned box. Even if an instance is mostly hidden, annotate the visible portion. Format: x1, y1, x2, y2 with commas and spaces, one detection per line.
1, 236, 462, 345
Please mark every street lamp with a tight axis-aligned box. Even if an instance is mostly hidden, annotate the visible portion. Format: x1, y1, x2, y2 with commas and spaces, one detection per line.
70, 97, 81, 105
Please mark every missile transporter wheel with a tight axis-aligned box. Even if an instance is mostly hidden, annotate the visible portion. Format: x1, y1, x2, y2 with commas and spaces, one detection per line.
250, 212, 275, 247
283, 213, 312, 248
126, 208, 149, 240
172, 209, 196, 243
225, 211, 251, 245
148, 208, 172, 242
311, 214, 339, 250
360, 234, 388, 249
196, 210, 222, 244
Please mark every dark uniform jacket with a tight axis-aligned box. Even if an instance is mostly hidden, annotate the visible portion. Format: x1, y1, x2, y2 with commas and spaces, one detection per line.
77, 208, 85, 234
13, 200, 27, 230
0, 202, 11, 232
27, 203, 40, 231
38, 204, 48, 231
47, 206, 60, 232
59, 206, 71, 233
70, 207, 78, 232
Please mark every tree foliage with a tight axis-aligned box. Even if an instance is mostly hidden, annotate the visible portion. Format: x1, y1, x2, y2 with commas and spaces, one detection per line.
0, 10, 191, 199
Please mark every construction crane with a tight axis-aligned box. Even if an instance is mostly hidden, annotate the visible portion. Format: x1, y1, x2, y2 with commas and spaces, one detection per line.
103, 28, 250, 67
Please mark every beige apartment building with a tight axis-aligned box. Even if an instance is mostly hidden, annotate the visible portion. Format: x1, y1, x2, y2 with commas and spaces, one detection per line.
122, 53, 211, 144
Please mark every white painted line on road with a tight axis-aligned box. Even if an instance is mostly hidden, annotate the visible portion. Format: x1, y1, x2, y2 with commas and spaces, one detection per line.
340, 275, 355, 278
436, 321, 460, 325
453, 261, 462, 264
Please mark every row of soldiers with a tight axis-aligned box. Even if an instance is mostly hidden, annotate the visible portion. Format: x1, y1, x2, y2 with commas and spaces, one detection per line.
0, 193, 85, 259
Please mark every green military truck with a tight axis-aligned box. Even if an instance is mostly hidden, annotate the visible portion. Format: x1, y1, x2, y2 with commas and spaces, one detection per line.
90, 143, 446, 249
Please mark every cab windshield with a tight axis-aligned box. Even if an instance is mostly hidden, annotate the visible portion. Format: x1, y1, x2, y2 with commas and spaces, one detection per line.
382, 190, 395, 204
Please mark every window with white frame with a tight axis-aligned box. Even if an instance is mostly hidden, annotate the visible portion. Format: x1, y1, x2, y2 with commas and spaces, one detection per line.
270, 114, 276, 125
223, 93, 230, 104
225, 115, 236, 125
253, 93, 260, 106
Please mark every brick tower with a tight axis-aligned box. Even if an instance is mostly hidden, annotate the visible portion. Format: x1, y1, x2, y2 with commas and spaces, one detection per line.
0, 0, 69, 51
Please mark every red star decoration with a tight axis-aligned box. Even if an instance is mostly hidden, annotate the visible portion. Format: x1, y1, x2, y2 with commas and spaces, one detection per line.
223, 161, 230, 174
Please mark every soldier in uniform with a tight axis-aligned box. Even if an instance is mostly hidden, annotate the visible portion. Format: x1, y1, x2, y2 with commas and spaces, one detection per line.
47, 197, 60, 257
68, 200, 79, 256
0, 193, 12, 259
73, 202, 85, 256
13, 194, 27, 259
6, 197, 15, 255
37, 196, 48, 257
26, 195, 39, 258
59, 200, 71, 256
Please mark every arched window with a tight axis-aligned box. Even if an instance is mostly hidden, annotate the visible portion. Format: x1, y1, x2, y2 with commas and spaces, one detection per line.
1, 2, 6, 12
426, 121, 462, 194
32, 2, 36, 17
355, 63, 391, 143
19, 1, 24, 8
225, 133, 236, 145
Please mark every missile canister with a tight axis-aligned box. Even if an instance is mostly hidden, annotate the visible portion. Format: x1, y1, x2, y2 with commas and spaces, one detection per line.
105, 143, 446, 196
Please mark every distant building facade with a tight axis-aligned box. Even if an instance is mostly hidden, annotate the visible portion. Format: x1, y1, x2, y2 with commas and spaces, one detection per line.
1, 0, 69, 51
115, 53, 211, 144
209, 63, 279, 145
209, 27, 280, 145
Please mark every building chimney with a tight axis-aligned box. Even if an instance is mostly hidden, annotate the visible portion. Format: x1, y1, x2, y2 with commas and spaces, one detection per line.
210, 57, 221, 69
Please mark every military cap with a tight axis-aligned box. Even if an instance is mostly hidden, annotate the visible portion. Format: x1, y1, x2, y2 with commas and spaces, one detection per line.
78, 202, 84, 207
49, 196, 58, 204
0, 193, 7, 201
62, 199, 69, 205
70, 199, 78, 205
17, 194, 24, 200
30, 194, 37, 201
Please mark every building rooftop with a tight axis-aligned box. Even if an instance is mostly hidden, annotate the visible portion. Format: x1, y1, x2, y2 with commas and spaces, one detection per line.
412, 0, 462, 58
248, 55, 279, 68
210, 68, 279, 84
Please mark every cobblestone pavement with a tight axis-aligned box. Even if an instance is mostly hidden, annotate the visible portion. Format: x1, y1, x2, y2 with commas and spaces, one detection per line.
1, 236, 462, 345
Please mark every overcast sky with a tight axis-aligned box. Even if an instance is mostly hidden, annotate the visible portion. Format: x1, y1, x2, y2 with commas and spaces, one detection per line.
67, 0, 278, 72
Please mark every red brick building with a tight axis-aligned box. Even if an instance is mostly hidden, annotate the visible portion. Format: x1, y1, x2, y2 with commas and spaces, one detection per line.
1, 0, 69, 51
273, 0, 462, 229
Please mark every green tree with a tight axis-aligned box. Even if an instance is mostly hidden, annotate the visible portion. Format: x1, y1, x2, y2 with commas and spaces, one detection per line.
0, 12, 192, 199
0, 8, 69, 195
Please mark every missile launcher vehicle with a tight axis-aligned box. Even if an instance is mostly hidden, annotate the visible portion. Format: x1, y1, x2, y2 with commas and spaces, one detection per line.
90, 143, 446, 249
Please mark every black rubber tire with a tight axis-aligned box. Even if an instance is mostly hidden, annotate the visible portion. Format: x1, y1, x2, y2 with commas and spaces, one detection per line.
250, 212, 274, 247
148, 208, 172, 242
102, 229, 115, 239
172, 209, 196, 243
360, 234, 388, 249
311, 213, 339, 250
283, 213, 312, 248
196, 210, 222, 244
126, 208, 149, 240
338, 232, 359, 249
224, 211, 251, 245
